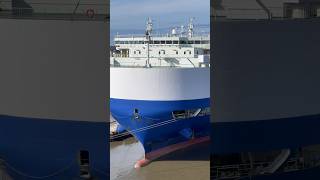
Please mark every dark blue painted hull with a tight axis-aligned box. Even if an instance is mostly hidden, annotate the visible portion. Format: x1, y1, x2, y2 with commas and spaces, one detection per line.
233, 166, 320, 180
212, 114, 320, 154
0, 115, 108, 180
110, 98, 210, 153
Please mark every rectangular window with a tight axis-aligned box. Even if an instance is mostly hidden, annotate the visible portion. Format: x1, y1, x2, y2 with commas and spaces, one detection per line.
173, 41, 179, 44
161, 41, 165, 44
154, 41, 160, 44
188, 41, 194, 44
179, 40, 187, 44
195, 40, 201, 44
166, 41, 172, 44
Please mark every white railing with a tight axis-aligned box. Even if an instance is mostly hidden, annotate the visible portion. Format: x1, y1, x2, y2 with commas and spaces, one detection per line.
115, 33, 210, 39
110, 57, 210, 68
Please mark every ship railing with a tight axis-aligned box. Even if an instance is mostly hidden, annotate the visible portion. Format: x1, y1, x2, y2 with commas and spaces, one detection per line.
0, 1, 108, 20
110, 56, 210, 68
110, 64, 200, 68
212, 161, 271, 179
114, 33, 210, 38
212, 157, 308, 179
212, 6, 320, 20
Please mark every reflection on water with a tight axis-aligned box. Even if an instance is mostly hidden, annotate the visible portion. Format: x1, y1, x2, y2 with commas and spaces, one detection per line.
110, 137, 210, 180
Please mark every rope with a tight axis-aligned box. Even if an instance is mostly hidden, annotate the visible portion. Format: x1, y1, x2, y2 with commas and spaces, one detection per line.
110, 118, 177, 139
110, 112, 210, 140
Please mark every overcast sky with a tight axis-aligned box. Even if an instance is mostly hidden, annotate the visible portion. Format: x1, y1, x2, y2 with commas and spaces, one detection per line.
110, 0, 210, 37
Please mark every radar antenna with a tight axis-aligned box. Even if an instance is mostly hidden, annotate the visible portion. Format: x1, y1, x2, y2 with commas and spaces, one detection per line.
145, 17, 153, 67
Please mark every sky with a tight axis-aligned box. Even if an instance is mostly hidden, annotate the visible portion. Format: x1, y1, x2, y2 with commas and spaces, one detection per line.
110, 0, 210, 43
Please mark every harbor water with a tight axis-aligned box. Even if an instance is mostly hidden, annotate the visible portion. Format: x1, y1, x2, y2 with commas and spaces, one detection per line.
110, 137, 210, 180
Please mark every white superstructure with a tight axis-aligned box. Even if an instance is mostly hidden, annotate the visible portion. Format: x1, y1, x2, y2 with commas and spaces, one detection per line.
110, 18, 210, 68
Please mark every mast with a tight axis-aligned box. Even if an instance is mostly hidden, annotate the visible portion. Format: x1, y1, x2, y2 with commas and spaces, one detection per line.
188, 18, 194, 38
145, 17, 153, 67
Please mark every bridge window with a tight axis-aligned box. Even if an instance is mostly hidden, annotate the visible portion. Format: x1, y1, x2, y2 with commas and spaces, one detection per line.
166, 41, 172, 44
159, 50, 165, 55
179, 40, 187, 44
173, 40, 179, 44
134, 50, 141, 55
184, 50, 191, 55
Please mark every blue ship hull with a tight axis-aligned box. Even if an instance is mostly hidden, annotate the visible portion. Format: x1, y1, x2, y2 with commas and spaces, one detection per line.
234, 166, 320, 180
110, 98, 210, 154
211, 114, 320, 154
0, 115, 108, 180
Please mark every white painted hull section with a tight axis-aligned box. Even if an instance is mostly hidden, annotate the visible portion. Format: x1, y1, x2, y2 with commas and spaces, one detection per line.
110, 67, 210, 101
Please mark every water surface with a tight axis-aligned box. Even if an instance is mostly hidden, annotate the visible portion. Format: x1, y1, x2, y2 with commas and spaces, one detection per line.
110, 137, 210, 180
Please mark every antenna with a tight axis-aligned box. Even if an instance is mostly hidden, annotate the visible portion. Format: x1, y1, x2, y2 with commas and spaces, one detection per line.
145, 17, 153, 36
188, 17, 194, 38
180, 25, 185, 37
145, 17, 153, 68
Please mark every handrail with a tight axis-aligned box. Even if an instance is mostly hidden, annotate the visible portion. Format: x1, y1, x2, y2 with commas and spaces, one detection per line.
72, 0, 81, 15
114, 34, 210, 38
256, 0, 272, 20
211, 157, 309, 179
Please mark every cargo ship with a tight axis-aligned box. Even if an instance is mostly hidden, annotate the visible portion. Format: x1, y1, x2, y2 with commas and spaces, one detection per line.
212, 0, 320, 179
110, 18, 210, 168
0, 1, 108, 179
